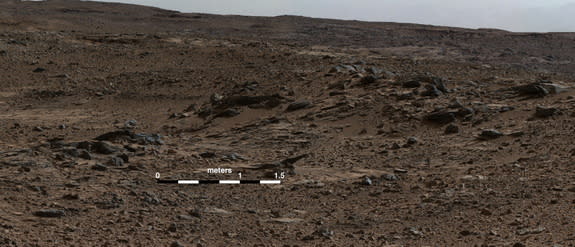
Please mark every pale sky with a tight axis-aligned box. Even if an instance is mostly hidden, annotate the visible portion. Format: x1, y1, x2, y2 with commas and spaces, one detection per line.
98, 0, 575, 32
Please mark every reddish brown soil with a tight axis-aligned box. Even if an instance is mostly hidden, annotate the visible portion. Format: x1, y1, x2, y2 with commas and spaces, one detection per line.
1, 1, 575, 246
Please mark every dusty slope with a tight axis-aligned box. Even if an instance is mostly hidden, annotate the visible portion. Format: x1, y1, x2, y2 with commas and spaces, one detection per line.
0, 1, 575, 246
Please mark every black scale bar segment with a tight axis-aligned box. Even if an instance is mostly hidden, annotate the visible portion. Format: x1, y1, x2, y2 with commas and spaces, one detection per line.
157, 180, 178, 184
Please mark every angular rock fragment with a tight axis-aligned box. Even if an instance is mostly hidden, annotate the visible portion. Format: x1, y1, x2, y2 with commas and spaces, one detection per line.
107, 156, 125, 166
444, 124, 459, 134
92, 141, 119, 154
94, 130, 163, 145
402, 80, 421, 88
424, 111, 456, 124
359, 75, 377, 84
94, 130, 133, 142
33, 209, 65, 218
286, 100, 312, 111
535, 106, 559, 118
215, 108, 240, 118
361, 176, 372, 185
420, 84, 443, 97
478, 129, 503, 139
513, 82, 570, 97
91, 163, 108, 171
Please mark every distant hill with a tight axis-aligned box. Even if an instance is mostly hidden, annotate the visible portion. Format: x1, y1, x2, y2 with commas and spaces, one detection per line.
0, 0, 574, 74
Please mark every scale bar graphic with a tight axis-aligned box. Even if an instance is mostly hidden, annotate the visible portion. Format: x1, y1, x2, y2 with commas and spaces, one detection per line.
157, 179, 281, 185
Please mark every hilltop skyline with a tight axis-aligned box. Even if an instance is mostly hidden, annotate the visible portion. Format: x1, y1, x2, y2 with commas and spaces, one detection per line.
96, 0, 575, 32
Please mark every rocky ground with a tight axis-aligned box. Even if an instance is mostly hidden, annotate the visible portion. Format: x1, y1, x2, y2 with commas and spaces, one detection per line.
1, 1, 575, 246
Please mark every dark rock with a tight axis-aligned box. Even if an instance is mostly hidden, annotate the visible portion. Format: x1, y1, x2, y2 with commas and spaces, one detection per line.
406, 137, 418, 145
365, 67, 381, 75
189, 208, 202, 218
513, 83, 549, 97
286, 100, 312, 112
94, 130, 134, 142
539, 83, 570, 94
480, 208, 492, 216
329, 65, 356, 73
448, 99, 464, 109
361, 176, 373, 185
170, 241, 185, 247
444, 124, 460, 134
215, 108, 240, 118
515, 82, 570, 97
75, 141, 92, 150
425, 111, 456, 124
124, 120, 137, 128
420, 84, 443, 97
433, 80, 449, 93
141, 192, 161, 205
460, 230, 473, 236
123, 144, 139, 152
510, 131, 524, 137
167, 223, 178, 232
280, 154, 309, 166
200, 152, 216, 158
33, 209, 65, 218
327, 80, 348, 90
78, 150, 92, 160
62, 148, 80, 157
107, 157, 125, 166
62, 194, 79, 200
117, 153, 130, 163
397, 92, 414, 100
456, 107, 475, 117
499, 106, 515, 112
47, 138, 67, 148
33, 67, 46, 73
390, 143, 401, 150
91, 163, 108, 171
402, 80, 421, 88
98, 131, 161, 146
93, 141, 119, 154
133, 133, 164, 145
414, 75, 449, 92
381, 174, 399, 181
359, 75, 377, 84
479, 129, 504, 139
196, 105, 212, 118
183, 103, 197, 112
210, 93, 224, 104
535, 106, 559, 118
329, 91, 346, 96
313, 227, 335, 239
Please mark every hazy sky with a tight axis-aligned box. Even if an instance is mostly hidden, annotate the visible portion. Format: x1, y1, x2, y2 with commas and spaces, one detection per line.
98, 0, 575, 32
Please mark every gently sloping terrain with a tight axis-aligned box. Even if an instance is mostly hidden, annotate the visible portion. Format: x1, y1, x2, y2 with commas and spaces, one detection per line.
0, 1, 574, 246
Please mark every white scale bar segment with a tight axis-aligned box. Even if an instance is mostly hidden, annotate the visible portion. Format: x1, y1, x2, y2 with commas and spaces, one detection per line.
260, 180, 282, 184
178, 180, 199, 184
